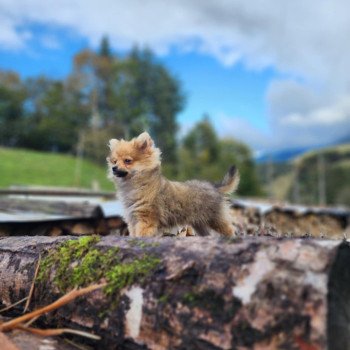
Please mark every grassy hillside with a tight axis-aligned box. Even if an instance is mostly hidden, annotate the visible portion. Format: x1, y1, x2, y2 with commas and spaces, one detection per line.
267, 144, 350, 206
0, 147, 114, 191
257, 161, 293, 197
293, 144, 350, 206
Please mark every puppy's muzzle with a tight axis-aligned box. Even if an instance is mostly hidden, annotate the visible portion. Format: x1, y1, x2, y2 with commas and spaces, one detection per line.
112, 166, 128, 178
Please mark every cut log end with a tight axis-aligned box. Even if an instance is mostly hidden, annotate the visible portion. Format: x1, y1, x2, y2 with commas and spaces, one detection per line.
328, 241, 350, 350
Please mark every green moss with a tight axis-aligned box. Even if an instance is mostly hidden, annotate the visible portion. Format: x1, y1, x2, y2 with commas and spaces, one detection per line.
128, 239, 160, 249
38, 236, 102, 291
104, 255, 161, 296
70, 247, 120, 287
38, 236, 160, 297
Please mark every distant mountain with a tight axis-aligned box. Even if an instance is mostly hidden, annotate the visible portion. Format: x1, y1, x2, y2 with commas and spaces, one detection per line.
256, 137, 350, 163
334, 134, 350, 145
255, 147, 311, 163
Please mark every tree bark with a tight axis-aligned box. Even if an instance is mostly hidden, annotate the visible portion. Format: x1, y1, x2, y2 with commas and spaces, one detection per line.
0, 236, 348, 350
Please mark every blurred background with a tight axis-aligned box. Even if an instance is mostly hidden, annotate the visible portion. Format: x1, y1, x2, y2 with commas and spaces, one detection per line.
0, 0, 349, 207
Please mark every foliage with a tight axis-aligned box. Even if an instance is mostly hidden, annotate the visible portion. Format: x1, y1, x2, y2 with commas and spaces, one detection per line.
20, 79, 87, 152
66, 44, 184, 166
82, 125, 124, 165
0, 72, 26, 147
179, 118, 262, 196
111, 48, 184, 164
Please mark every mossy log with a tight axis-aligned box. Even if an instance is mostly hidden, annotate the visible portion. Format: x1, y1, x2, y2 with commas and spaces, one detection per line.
0, 236, 349, 350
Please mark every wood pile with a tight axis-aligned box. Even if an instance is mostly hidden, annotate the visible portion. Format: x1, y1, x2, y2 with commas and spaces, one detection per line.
0, 198, 127, 237
0, 196, 350, 349
232, 199, 350, 239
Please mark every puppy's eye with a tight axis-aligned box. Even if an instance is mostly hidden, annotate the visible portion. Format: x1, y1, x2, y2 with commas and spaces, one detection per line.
124, 159, 132, 165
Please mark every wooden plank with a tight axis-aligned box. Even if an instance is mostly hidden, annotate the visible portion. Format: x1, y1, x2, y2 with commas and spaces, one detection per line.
0, 188, 115, 199
0, 198, 103, 222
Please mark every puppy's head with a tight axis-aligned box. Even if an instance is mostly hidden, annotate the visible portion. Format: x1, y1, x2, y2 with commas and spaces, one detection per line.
107, 132, 161, 180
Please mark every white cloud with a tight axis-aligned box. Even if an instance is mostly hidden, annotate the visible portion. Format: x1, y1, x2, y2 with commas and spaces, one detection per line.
40, 35, 61, 50
283, 97, 350, 127
0, 15, 30, 50
1, 0, 350, 150
211, 113, 270, 150
266, 79, 350, 150
1, 0, 349, 79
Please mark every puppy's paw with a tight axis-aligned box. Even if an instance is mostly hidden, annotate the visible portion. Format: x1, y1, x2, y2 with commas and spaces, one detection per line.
134, 222, 157, 237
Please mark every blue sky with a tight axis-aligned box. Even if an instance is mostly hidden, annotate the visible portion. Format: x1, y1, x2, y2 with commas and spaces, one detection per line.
165, 53, 274, 132
1, 1, 350, 152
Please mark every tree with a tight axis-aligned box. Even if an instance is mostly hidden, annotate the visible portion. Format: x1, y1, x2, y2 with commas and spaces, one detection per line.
0, 71, 26, 147
149, 61, 184, 165
179, 118, 262, 196
96, 36, 115, 126
68, 44, 184, 167
219, 138, 261, 196
111, 47, 184, 167
99, 35, 112, 58
19, 77, 88, 152
180, 116, 220, 180
0, 41, 185, 172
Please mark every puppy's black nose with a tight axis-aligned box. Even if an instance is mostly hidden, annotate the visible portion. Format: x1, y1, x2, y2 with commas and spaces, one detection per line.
112, 166, 128, 178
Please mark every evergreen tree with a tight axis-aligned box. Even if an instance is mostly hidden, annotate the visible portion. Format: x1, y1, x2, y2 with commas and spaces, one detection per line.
99, 35, 112, 58
0, 71, 26, 147
20, 78, 87, 152
180, 117, 262, 196
112, 47, 184, 166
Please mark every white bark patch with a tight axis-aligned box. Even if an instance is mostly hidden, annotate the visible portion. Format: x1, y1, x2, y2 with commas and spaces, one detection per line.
232, 250, 275, 304
125, 286, 144, 339
304, 270, 327, 294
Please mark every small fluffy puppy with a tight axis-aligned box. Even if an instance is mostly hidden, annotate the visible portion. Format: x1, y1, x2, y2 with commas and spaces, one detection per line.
107, 132, 240, 237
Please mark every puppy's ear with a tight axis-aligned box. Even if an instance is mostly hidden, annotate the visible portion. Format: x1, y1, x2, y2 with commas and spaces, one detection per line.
108, 139, 119, 150
135, 132, 154, 151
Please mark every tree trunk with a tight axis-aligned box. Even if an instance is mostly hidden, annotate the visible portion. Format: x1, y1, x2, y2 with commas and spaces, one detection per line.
0, 236, 348, 350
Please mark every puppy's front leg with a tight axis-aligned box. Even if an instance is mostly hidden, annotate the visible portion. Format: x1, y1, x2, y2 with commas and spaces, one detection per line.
127, 223, 137, 237
134, 221, 157, 237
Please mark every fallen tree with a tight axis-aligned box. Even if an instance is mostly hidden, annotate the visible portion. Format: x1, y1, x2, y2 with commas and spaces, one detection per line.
0, 235, 349, 350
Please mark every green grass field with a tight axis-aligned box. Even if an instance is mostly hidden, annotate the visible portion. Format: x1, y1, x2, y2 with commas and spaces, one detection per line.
0, 147, 114, 191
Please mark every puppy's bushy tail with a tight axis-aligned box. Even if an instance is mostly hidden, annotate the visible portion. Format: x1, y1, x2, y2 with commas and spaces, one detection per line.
216, 165, 240, 194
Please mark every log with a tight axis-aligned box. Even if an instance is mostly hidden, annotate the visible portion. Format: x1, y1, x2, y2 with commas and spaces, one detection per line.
0, 198, 104, 219
232, 200, 350, 239
0, 235, 349, 350
0, 331, 20, 350
0, 327, 75, 350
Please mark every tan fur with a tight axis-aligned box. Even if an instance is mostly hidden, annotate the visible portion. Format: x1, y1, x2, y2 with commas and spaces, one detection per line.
107, 132, 240, 237
218, 167, 240, 194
